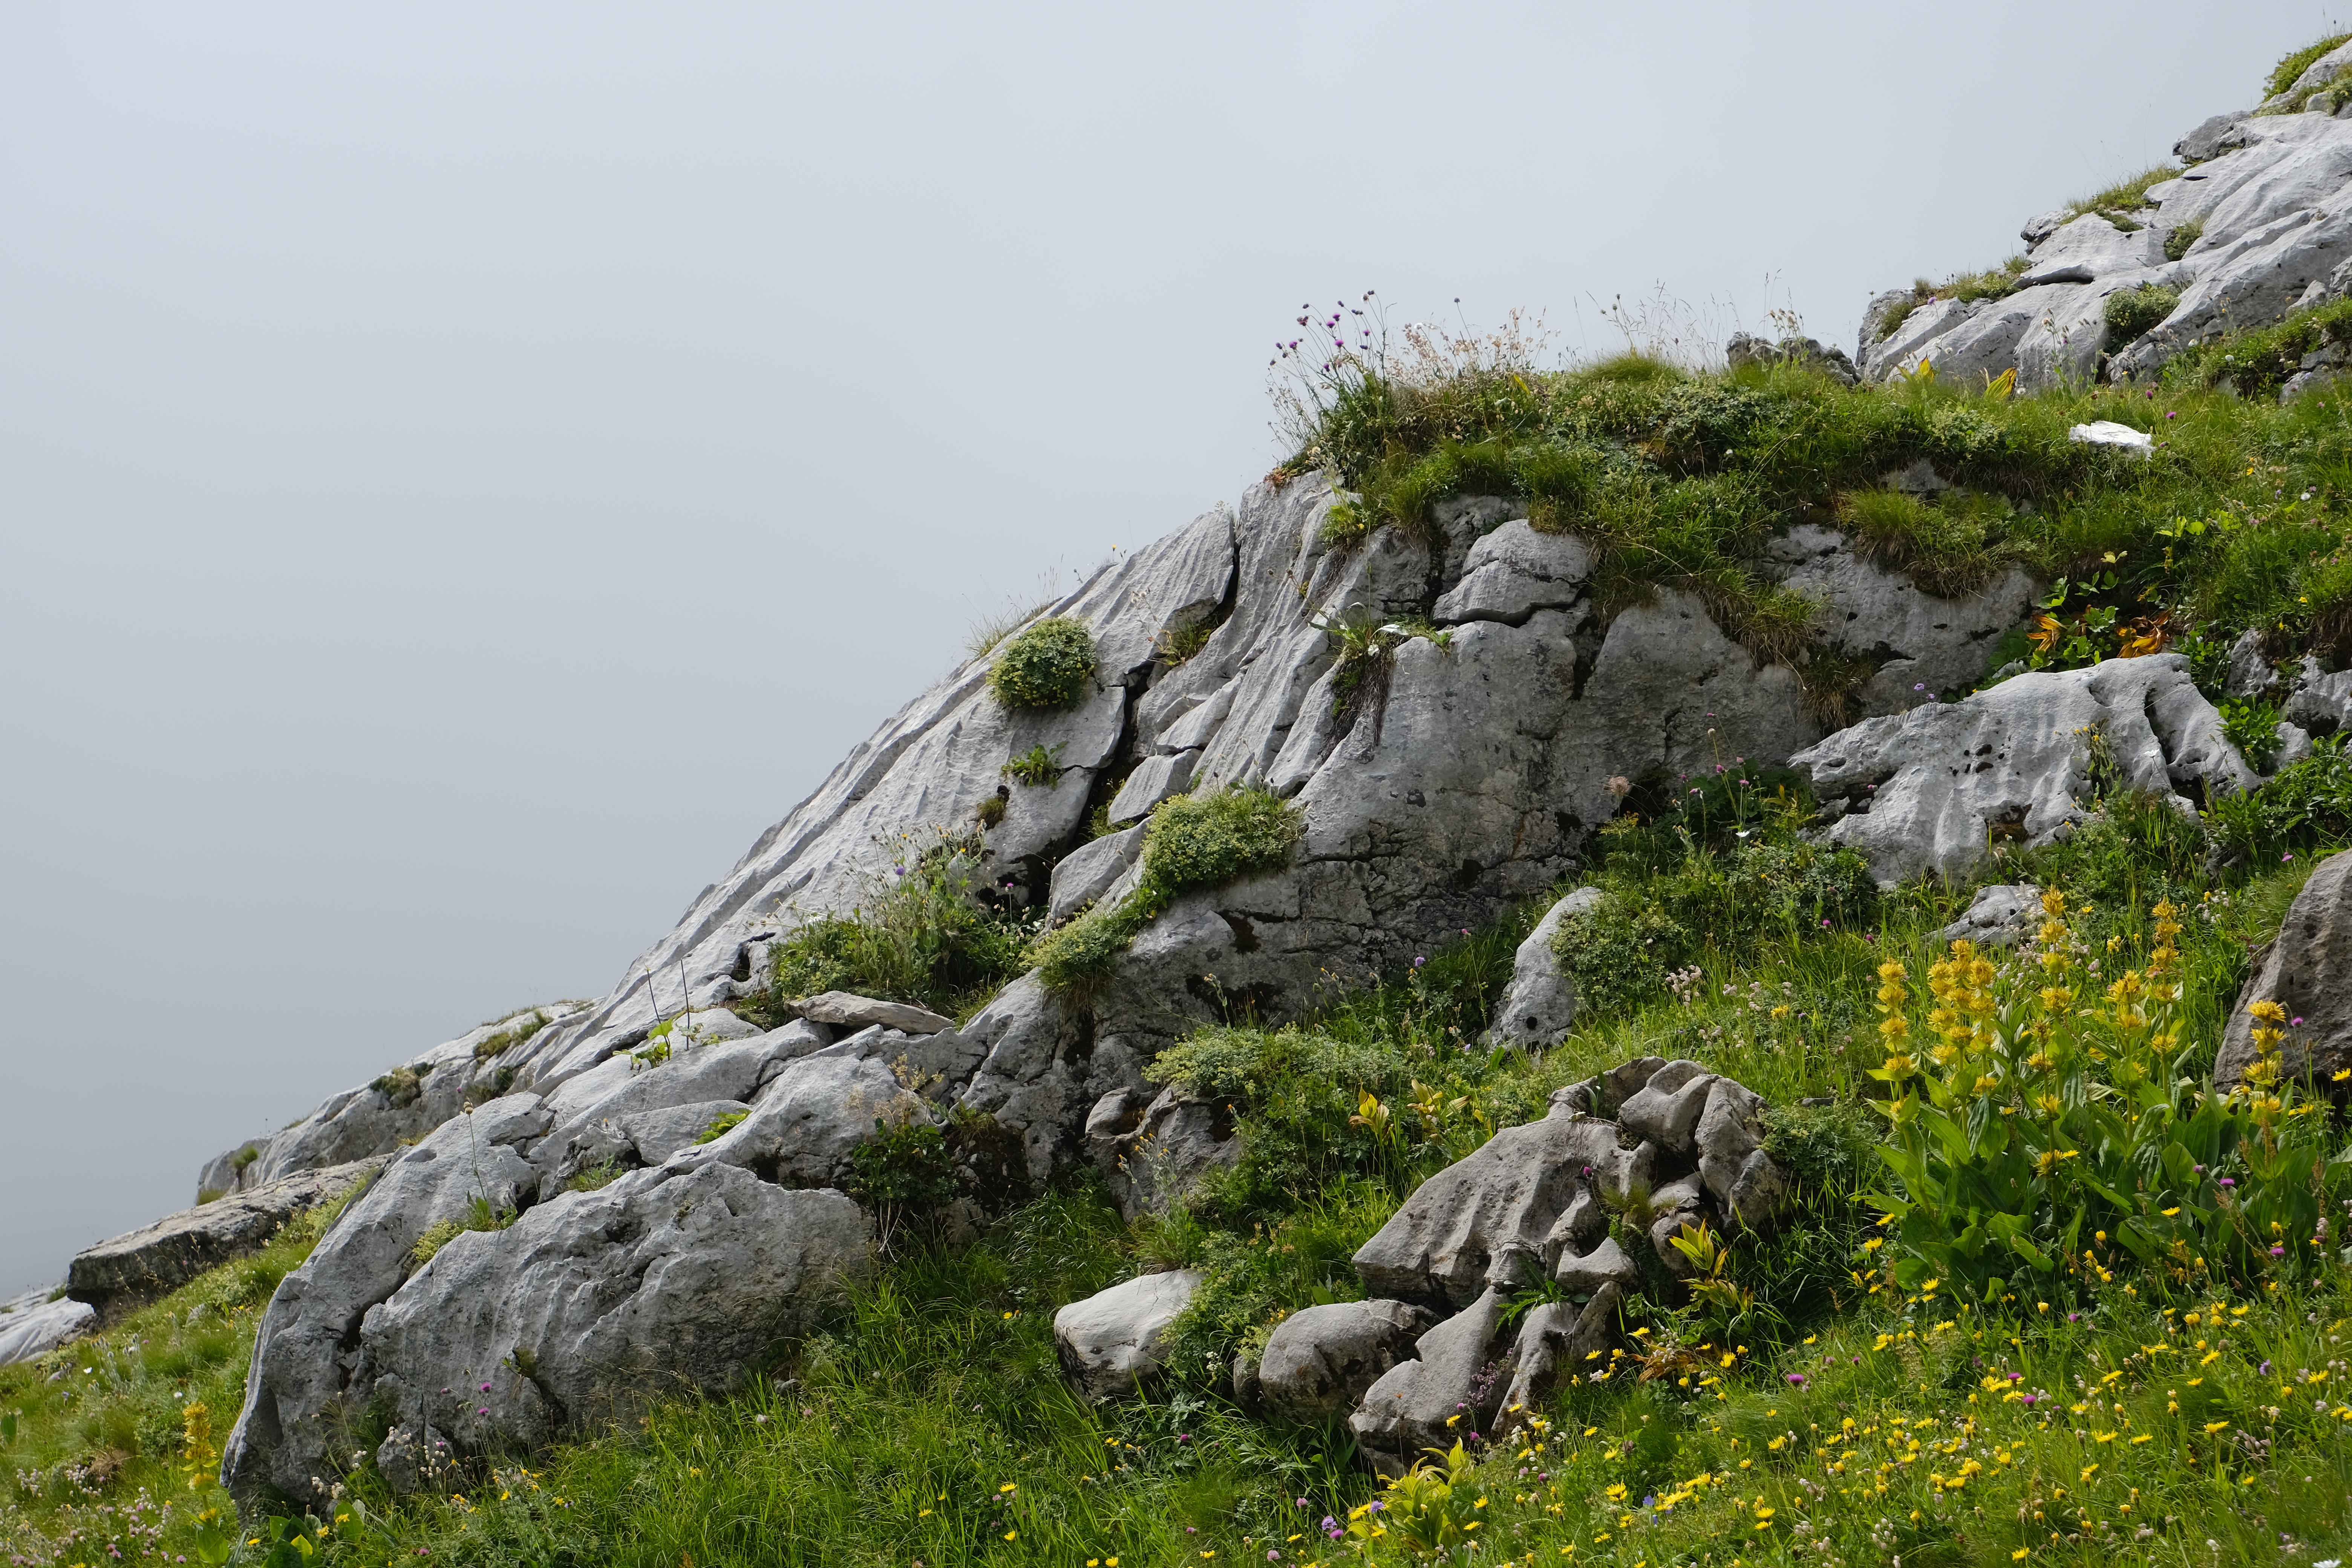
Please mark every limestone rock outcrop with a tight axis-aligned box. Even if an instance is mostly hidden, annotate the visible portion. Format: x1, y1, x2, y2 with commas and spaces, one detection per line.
1255, 1299, 1434, 1424
1791, 654, 2254, 886
360, 1166, 870, 1479
1858, 102, 2352, 392
69, 1158, 386, 1320
0, 1288, 95, 1369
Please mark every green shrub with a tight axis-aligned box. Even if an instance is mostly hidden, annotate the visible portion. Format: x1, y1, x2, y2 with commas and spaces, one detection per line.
2221, 695, 2284, 771
1760, 1101, 1880, 1189
2103, 281, 2179, 345
2164, 218, 2204, 260
749, 835, 1035, 1020
1554, 831, 1875, 1011
987, 616, 1098, 710
844, 1116, 959, 1244
2210, 734, 2352, 862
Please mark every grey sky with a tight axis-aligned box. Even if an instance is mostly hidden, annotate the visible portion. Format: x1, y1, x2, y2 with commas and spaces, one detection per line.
0, 2, 2324, 1293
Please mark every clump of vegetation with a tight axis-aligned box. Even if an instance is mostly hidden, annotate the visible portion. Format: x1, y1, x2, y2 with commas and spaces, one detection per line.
408, 1194, 517, 1267
1032, 785, 1302, 1001
695, 1109, 749, 1145
2265, 31, 2352, 103
2067, 164, 2177, 227
472, 1009, 550, 1062
2104, 280, 2180, 344
1873, 255, 2030, 341
843, 1115, 960, 1250
2221, 694, 2285, 771
1000, 743, 1064, 787
2165, 217, 2205, 260
1834, 485, 2020, 597
741, 831, 1037, 1022
370, 1064, 426, 1109
988, 616, 1099, 710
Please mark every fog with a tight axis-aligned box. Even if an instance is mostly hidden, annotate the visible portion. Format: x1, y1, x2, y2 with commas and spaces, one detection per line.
0, 1, 2322, 1291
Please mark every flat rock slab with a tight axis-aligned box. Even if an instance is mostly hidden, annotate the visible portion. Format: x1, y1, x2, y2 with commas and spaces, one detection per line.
68, 1157, 388, 1318
1053, 1269, 1201, 1401
796, 991, 954, 1035
0, 1288, 96, 1368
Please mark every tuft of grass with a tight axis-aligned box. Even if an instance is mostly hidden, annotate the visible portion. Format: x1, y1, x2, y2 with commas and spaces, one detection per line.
2104, 280, 2180, 345
2165, 217, 2205, 261
2067, 163, 2178, 225
2267, 31, 2352, 101
988, 616, 1099, 710
472, 1009, 550, 1062
1834, 486, 2021, 598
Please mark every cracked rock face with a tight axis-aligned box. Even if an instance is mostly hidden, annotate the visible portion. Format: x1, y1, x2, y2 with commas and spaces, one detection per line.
360, 1165, 870, 1479
2217, 847, 2352, 1090
1860, 105, 2352, 391
1790, 654, 2253, 887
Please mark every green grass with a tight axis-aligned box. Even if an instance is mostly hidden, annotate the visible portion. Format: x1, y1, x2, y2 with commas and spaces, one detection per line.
0, 1193, 358, 1565
2266, 32, 2352, 102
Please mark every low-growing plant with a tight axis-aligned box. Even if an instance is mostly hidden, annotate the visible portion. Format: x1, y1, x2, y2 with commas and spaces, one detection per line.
2265, 31, 2352, 103
1001, 743, 1065, 788
2104, 281, 2180, 345
2222, 695, 2285, 771
2165, 217, 2205, 260
2210, 735, 2352, 862
695, 1109, 749, 1145
987, 616, 1098, 710
749, 831, 1037, 1018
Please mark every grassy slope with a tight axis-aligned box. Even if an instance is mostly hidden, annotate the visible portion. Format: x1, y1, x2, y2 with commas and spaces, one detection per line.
17, 329, 2352, 1565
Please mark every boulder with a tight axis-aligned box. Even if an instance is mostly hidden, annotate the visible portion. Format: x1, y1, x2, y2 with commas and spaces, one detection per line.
1617, 1060, 1716, 1153
795, 992, 954, 1035
1485, 887, 1604, 1049
1047, 822, 1147, 925
69, 1157, 387, 1319
666, 1044, 928, 1188
2216, 849, 2352, 1089
1494, 1283, 1621, 1434
1353, 1112, 1645, 1308
1931, 883, 2044, 949
1348, 1286, 1510, 1476
1792, 654, 2253, 886
1256, 1298, 1433, 1424
1088, 1084, 1241, 1220
531, 1021, 837, 1185
2285, 656, 2352, 736
1052, 1270, 1202, 1401
358, 1165, 871, 1468
0, 1287, 95, 1369
1551, 1236, 1641, 1296
223, 1095, 551, 1505
1430, 520, 1593, 627
1106, 752, 1197, 826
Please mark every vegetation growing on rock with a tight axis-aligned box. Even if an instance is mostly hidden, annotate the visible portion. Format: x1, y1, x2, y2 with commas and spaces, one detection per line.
988, 615, 1100, 710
